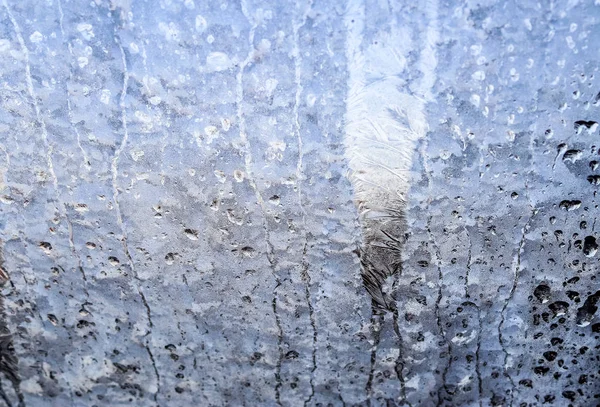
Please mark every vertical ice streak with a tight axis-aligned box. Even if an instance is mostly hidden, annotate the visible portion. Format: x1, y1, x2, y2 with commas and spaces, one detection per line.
343, 0, 438, 310
344, 0, 438, 403
292, 2, 319, 405
111, 34, 160, 402
237, 3, 284, 403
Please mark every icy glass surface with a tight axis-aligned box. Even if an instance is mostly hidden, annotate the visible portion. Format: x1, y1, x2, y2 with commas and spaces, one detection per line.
0, 0, 598, 406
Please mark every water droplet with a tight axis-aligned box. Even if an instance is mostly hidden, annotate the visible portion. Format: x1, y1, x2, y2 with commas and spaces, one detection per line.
534, 284, 551, 303
184, 229, 199, 240
574, 120, 598, 134
548, 301, 569, 317
583, 236, 598, 257
241, 246, 256, 258
587, 175, 600, 185
559, 200, 581, 211
563, 149, 583, 162
39, 242, 52, 255
47, 314, 59, 326
165, 253, 176, 265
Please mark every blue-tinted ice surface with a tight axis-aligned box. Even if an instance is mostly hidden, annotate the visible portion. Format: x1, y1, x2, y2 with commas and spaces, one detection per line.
0, 0, 598, 406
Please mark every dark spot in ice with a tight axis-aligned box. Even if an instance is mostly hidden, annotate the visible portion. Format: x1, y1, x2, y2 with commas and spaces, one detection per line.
562, 390, 576, 401
576, 291, 600, 327
249, 352, 263, 366
583, 236, 598, 257
562, 149, 583, 162
565, 276, 579, 285
39, 241, 52, 253
565, 291, 580, 302
285, 350, 299, 360
184, 228, 199, 240
519, 379, 533, 388
574, 120, 598, 131
241, 246, 256, 258
587, 175, 600, 185
76, 320, 92, 329
165, 252, 177, 265
534, 284, 551, 303
548, 301, 569, 317
559, 200, 581, 211
47, 314, 59, 326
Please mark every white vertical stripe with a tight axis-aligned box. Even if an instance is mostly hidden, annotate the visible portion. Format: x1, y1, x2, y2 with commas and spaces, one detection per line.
344, 0, 438, 222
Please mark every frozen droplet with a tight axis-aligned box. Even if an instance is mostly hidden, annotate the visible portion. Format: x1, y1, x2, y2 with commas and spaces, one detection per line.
206, 52, 232, 72
566, 36, 575, 49
29, 31, 43, 43
583, 236, 598, 257
39, 242, 52, 255
184, 229, 199, 240
100, 89, 111, 105
74, 203, 89, 213
588, 175, 600, 185
221, 118, 231, 131
233, 170, 244, 182
77, 57, 89, 68
130, 149, 144, 161
47, 314, 59, 326
149, 96, 162, 105
559, 200, 581, 211
165, 253, 176, 265
76, 23, 95, 41
548, 301, 569, 317
214, 170, 226, 183
574, 120, 598, 134
195, 15, 207, 33
240, 246, 256, 258
129, 42, 139, 54
533, 284, 551, 304
562, 149, 582, 162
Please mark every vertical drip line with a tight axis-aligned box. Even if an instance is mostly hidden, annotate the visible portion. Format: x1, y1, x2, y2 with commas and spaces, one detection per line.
237, 3, 284, 404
